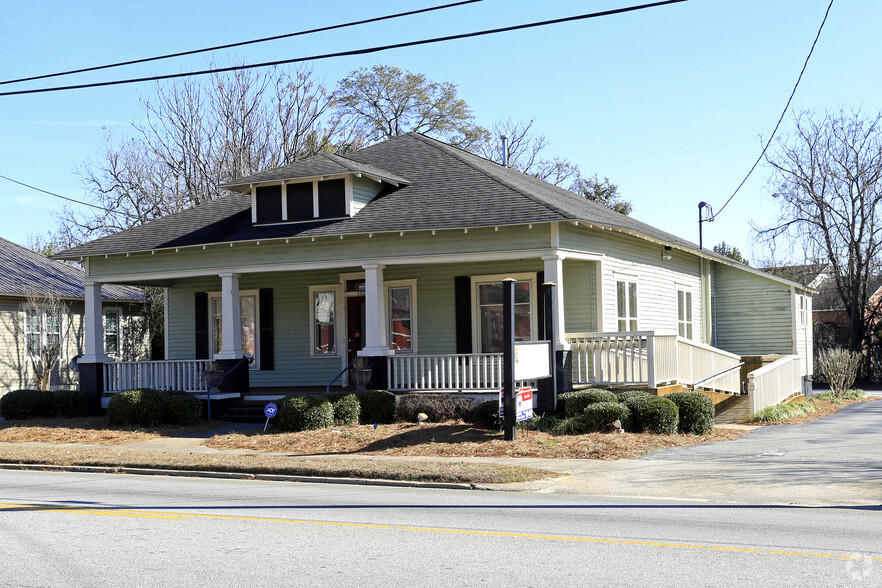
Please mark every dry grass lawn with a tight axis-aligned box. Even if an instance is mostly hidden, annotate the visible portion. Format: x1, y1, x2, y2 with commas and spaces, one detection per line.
205, 422, 749, 460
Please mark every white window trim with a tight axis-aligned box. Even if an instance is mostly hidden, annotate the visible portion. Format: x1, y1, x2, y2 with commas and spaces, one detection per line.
24, 308, 66, 362
309, 285, 342, 358
103, 307, 122, 358
470, 272, 538, 353
208, 289, 261, 369
385, 279, 418, 354
676, 287, 694, 339
614, 275, 639, 332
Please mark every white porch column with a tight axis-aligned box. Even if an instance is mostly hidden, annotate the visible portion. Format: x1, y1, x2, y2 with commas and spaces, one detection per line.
214, 272, 244, 359
80, 281, 112, 363
361, 263, 392, 356
542, 253, 569, 349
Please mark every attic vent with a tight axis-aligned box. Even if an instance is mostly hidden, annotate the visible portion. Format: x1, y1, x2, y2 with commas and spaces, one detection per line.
255, 185, 282, 224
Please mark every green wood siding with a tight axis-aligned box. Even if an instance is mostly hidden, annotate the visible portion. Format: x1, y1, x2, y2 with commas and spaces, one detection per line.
714, 264, 794, 356
563, 259, 596, 333
87, 224, 553, 279
351, 177, 383, 206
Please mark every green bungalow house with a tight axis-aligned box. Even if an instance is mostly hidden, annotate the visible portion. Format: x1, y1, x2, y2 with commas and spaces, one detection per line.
56, 133, 813, 416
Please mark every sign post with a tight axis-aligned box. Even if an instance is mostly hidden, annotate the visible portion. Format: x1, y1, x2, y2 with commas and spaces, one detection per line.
502, 279, 517, 441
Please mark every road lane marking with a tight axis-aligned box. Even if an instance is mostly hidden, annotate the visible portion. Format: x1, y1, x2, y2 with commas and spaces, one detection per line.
2, 501, 880, 562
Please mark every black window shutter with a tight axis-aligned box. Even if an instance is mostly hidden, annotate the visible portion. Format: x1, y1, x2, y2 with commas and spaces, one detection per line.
259, 288, 274, 370
454, 276, 472, 354
536, 271, 545, 339
195, 292, 209, 360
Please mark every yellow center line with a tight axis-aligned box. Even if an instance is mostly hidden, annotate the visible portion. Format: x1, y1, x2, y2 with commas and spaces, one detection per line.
2, 502, 879, 562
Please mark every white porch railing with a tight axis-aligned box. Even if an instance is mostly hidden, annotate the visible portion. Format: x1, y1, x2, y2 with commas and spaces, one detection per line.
676, 338, 742, 394
747, 354, 803, 416
103, 360, 212, 394
387, 354, 531, 392
566, 331, 742, 393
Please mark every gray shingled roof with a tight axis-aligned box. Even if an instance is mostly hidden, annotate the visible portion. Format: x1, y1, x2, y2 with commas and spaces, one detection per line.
51, 133, 772, 281
219, 152, 410, 190
0, 238, 143, 301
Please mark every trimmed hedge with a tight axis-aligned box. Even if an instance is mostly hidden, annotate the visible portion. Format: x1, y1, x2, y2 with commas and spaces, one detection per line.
356, 390, 396, 425
558, 388, 618, 416
164, 391, 202, 427
665, 392, 715, 435
107, 388, 171, 428
276, 395, 335, 432
0, 389, 87, 420
581, 401, 632, 432
615, 389, 651, 405
326, 393, 361, 426
626, 395, 679, 435
395, 393, 475, 423
472, 400, 503, 431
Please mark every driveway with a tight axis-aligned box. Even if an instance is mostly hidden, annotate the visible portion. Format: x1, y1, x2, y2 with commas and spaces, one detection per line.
506, 400, 882, 506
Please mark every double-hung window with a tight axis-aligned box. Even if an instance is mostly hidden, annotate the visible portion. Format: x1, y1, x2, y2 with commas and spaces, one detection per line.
209, 292, 259, 367
473, 274, 535, 353
387, 281, 417, 353
25, 309, 62, 359
677, 289, 693, 339
104, 310, 120, 356
311, 288, 338, 356
616, 278, 638, 331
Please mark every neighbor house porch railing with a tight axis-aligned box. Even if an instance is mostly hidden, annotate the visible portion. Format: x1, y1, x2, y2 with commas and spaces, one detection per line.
747, 354, 802, 416
387, 353, 532, 392
566, 331, 742, 393
103, 360, 212, 394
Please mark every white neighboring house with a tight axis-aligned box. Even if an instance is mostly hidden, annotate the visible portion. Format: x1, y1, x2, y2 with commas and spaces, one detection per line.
0, 237, 147, 395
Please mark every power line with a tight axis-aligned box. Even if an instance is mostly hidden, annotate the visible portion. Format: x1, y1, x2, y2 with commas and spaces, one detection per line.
0, 173, 133, 219
0, 0, 687, 98
711, 0, 835, 221
0, 0, 483, 87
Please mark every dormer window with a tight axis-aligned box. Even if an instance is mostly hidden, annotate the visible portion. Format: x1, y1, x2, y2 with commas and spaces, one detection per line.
252, 177, 358, 225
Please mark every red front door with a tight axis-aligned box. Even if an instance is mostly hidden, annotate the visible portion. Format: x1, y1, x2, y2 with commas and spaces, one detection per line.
347, 296, 366, 364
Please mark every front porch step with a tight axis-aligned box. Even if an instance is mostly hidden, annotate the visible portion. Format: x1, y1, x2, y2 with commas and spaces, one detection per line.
217, 400, 271, 423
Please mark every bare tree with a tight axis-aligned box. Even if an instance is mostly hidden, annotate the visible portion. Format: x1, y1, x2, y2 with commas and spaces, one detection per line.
757, 108, 882, 348
22, 290, 71, 391
60, 64, 338, 244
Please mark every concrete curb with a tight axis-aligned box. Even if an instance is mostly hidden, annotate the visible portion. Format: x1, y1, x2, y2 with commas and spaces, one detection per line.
0, 462, 480, 491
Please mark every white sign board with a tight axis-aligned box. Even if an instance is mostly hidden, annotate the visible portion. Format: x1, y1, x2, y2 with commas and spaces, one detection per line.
498, 387, 535, 422
514, 341, 552, 380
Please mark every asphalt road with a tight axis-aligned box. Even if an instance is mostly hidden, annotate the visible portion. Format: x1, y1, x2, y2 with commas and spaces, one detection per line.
0, 470, 879, 587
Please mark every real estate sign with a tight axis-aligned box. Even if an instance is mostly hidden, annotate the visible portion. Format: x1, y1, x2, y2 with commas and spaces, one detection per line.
499, 387, 534, 422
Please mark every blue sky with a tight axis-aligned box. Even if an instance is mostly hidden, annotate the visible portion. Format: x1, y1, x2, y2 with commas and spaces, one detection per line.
0, 0, 877, 263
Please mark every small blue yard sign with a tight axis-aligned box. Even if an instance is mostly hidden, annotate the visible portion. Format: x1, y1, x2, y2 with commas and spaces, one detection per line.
263, 403, 278, 431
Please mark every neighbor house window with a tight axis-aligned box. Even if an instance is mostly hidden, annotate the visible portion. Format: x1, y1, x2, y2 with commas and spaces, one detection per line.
104, 310, 120, 356
25, 309, 62, 358
677, 289, 693, 339
616, 279, 638, 331
209, 292, 259, 367
312, 288, 338, 356
473, 275, 535, 353
387, 282, 417, 352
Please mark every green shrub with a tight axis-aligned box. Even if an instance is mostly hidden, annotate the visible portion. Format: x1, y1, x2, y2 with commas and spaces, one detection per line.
810, 389, 866, 402
517, 413, 560, 433
326, 393, 361, 426
558, 388, 617, 416
394, 393, 475, 423
615, 389, 651, 405
626, 395, 679, 435
356, 390, 397, 425
665, 392, 715, 435
472, 400, 503, 431
51, 389, 87, 418
552, 415, 593, 435
163, 391, 202, 427
581, 402, 632, 432
0, 389, 55, 420
107, 388, 168, 428
276, 395, 335, 432
751, 401, 818, 422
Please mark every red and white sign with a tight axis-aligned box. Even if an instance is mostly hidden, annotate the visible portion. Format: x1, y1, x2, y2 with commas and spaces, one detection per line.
499, 387, 535, 422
